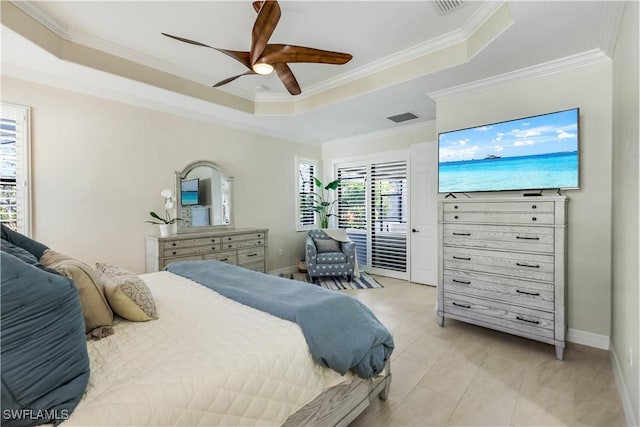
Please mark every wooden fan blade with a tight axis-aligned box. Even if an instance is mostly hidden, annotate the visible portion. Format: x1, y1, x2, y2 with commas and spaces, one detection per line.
273, 63, 301, 95
162, 32, 214, 48
250, 0, 281, 65
162, 32, 251, 68
213, 70, 256, 88
260, 44, 353, 65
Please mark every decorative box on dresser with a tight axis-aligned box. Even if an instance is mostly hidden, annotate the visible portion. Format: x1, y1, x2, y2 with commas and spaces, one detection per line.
437, 196, 568, 359
145, 228, 268, 273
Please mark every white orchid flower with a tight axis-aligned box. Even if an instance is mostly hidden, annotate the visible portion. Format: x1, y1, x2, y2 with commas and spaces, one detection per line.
147, 189, 181, 226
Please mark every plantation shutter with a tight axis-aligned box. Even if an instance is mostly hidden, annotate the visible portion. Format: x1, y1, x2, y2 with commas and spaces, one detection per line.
0, 104, 30, 235
370, 160, 408, 272
337, 165, 368, 266
297, 158, 317, 229
337, 166, 367, 230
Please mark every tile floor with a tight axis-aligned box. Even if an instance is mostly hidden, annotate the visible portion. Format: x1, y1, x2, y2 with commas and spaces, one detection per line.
343, 276, 628, 427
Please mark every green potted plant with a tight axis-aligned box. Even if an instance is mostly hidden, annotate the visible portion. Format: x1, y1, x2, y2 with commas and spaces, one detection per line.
145, 189, 181, 237
311, 177, 340, 228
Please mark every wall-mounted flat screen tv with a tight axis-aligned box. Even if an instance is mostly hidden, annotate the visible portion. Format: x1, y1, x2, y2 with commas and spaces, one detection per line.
181, 178, 200, 206
438, 108, 579, 194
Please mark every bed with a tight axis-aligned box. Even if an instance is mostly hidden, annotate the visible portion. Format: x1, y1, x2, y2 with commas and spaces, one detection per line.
1, 226, 393, 427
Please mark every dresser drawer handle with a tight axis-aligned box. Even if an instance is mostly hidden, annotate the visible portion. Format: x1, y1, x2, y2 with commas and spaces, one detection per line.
452, 232, 471, 236
247, 253, 258, 257
532, 205, 537, 209
532, 217, 537, 221
453, 256, 471, 261
452, 302, 471, 309
516, 316, 540, 325
452, 279, 471, 285
228, 245, 233, 248
516, 289, 541, 296
516, 262, 540, 268
516, 236, 540, 240
172, 251, 177, 255
212, 247, 216, 250
454, 215, 459, 219
172, 242, 177, 247
219, 257, 229, 262
454, 205, 459, 209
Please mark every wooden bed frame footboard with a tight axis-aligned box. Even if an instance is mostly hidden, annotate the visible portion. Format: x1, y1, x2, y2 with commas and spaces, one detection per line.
282, 359, 392, 426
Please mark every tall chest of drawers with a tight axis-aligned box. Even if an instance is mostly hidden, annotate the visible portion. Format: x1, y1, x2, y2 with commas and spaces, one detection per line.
437, 196, 568, 359
145, 228, 268, 273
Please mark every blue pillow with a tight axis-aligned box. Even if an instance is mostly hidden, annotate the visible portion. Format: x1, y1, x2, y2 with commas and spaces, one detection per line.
1, 252, 90, 426
0, 225, 48, 260
1, 239, 61, 276
1, 238, 38, 263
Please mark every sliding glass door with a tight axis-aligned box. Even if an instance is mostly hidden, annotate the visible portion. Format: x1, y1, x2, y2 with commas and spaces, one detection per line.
336, 154, 409, 280
337, 164, 368, 267
370, 161, 408, 275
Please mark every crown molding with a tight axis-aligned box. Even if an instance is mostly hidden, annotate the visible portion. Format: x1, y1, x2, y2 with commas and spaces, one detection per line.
10, 1, 67, 38
10, 1, 231, 91
600, 1, 626, 57
257, 1, 506, 103
0, 63, 320, 146
428, 49, 610, 101
462, 0, 507, 39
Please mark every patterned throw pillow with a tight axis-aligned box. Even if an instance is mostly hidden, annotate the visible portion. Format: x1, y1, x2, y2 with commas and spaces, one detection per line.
95, 263, 158, 321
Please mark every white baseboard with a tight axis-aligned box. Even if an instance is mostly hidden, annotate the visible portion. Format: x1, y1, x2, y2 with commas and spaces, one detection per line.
611, 346, 638, 427
567, 328, 610, 350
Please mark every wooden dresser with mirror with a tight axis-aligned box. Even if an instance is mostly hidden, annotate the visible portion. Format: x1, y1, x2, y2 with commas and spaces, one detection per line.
146, 160, 268, 273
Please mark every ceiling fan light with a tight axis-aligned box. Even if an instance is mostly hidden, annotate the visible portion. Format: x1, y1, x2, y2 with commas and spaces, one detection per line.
252, 63, 274, 75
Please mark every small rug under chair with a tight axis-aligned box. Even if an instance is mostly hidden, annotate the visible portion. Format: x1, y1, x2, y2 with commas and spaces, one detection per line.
279, 272, 383, 290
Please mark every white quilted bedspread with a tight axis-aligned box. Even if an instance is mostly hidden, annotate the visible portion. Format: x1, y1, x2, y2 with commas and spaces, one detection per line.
62, 271, 349, 426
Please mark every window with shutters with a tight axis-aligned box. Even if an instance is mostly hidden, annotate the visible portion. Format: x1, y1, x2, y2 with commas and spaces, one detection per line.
295, 157, 318, 230
0, 103, 31, 235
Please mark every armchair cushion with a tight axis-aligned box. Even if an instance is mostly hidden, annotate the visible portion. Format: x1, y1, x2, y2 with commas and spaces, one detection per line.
316, 252, 348, 264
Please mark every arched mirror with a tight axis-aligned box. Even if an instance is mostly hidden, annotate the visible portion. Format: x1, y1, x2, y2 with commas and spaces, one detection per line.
175, 161, 233, 233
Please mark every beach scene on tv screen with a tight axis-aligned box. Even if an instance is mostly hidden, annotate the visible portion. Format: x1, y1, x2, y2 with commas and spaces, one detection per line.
438, 109, 578, 193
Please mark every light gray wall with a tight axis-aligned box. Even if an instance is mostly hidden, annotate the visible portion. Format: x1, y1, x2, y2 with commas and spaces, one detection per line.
1, 76, 321, 274
433, 60, 613, 340
611, 1, 639, 424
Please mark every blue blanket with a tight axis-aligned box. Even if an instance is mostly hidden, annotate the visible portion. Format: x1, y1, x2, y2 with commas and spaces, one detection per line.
166, 260, 394, 379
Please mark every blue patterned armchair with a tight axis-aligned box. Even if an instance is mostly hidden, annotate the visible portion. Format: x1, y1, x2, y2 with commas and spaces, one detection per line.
305, 229, 357, 282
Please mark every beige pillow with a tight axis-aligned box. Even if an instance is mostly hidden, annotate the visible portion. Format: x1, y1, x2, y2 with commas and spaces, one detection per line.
40, 249, 114, 337
95, 263, 158, 322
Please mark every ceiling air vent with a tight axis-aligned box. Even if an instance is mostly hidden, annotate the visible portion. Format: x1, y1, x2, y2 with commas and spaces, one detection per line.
387, 112, 420, 123
432, 0, 465, 15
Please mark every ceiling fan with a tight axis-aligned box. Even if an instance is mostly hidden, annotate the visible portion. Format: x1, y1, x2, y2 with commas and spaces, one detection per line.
162, 0, 353, 96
